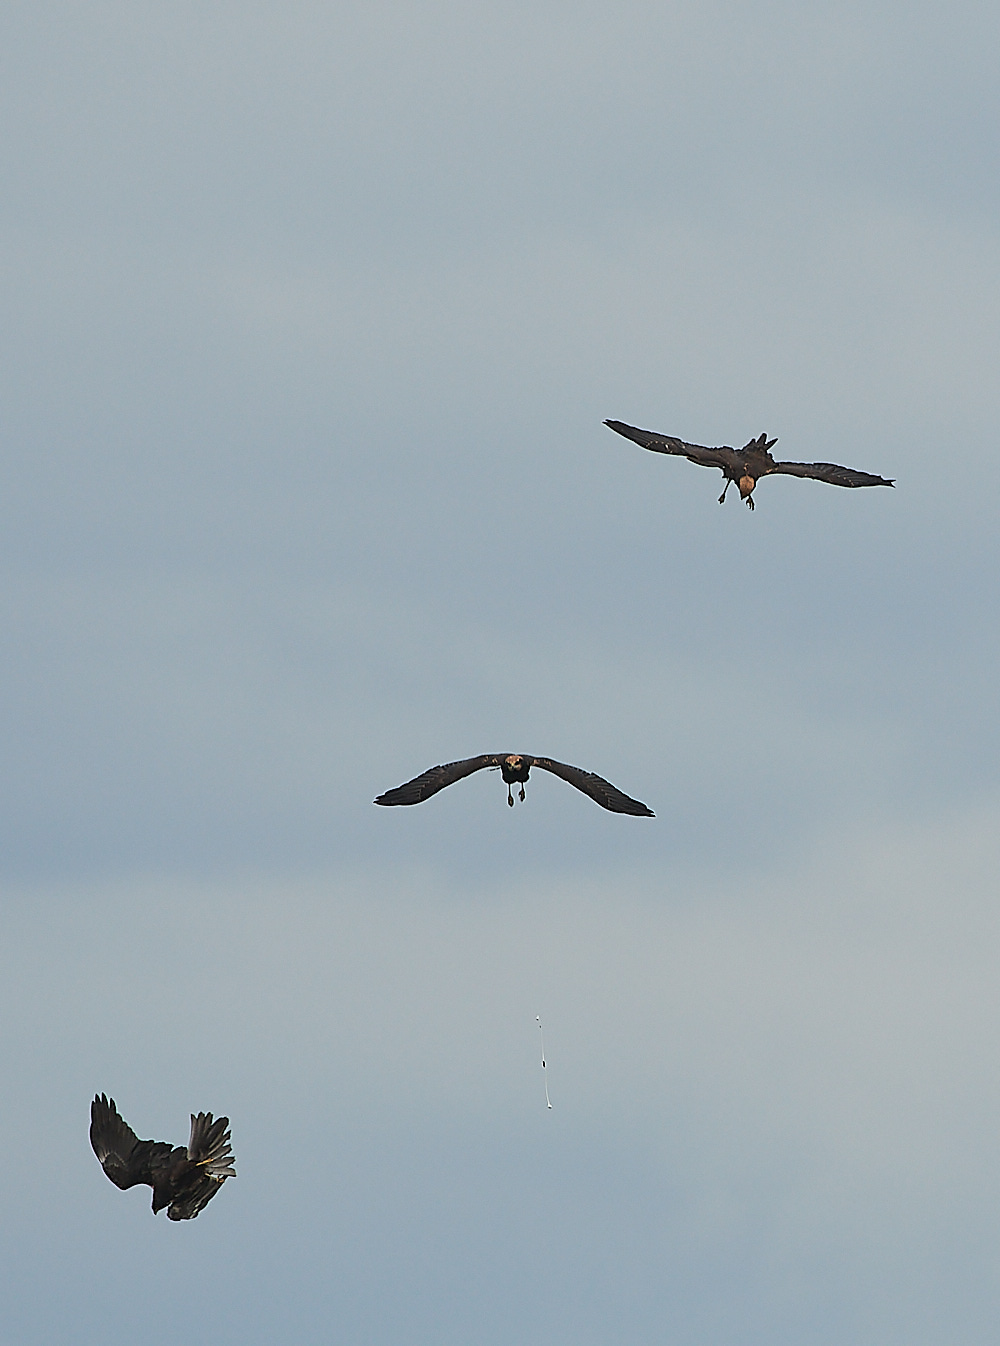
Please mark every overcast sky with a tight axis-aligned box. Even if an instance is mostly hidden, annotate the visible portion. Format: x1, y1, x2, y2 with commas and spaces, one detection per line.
2, 3, 1000, 1343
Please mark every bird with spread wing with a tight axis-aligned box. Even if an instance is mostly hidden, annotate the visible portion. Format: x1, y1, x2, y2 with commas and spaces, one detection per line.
605, 419, 894, 509
375, 753, 653, 815
90, 1094, 236, 1220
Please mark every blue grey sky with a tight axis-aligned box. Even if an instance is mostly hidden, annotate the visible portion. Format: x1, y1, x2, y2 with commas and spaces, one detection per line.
2, 3, 999, 1342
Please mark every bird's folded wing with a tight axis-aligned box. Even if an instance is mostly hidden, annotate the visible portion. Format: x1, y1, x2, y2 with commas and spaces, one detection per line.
531, 759, 654, 816
605, 420, 736, 471
770, 460, 894, 488
167, 1176, 227, 1221
374, 755, 501, 805
188, 1112, 236, 1177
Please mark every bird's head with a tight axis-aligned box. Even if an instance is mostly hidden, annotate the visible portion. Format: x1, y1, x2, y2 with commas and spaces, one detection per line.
500, 755, 531, 787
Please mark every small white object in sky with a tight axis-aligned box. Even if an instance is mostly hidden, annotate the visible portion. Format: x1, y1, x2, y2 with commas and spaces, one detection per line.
536, 1016, 553, 1109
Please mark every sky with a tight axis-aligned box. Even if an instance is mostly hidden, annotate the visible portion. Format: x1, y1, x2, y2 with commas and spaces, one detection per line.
2, 2, 999, 1342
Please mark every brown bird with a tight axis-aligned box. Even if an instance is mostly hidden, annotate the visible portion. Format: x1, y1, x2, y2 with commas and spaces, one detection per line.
605, 419, 894, 509
90, 1093, 236, 1221
375, 753, 653, 815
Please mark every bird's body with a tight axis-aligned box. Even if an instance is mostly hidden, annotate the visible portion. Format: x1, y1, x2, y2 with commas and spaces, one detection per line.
90, 1094, 236, 1220
605, 419, 894, 509
375, 753, 653, 815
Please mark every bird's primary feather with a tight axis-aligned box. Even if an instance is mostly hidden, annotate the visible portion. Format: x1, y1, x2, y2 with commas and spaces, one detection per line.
604, 419, 738, 472
373, 755, 501, 805
529, 757, 654, 816
769, 459, 894, 488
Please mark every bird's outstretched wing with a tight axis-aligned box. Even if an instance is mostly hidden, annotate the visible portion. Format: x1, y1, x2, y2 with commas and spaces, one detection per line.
769, 460, 894, 489
374, 755, 503, 806
90, 1094, 171, 1190
530, 758, 654, 816
187, 1112, 236, 1178
605, 420, 738, 473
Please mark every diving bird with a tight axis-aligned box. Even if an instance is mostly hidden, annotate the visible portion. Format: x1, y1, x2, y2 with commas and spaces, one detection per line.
375, 753, 654, 815
89, 1093, 236, 1220
605, 419, 894, 509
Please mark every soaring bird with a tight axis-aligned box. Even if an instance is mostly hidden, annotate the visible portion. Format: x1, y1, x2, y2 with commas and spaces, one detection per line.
90, 1094, 236, 1220
605, 419, 894, 509
375, 753, 654, 815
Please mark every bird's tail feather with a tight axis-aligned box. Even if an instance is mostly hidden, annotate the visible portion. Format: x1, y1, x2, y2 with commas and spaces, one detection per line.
187, 1112, 236, 1177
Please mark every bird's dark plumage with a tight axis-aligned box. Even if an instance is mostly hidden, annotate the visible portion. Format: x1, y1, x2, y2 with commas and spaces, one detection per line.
374, 754, 653, 815
605, 419, 894, 509
90, 1094, 236, 1220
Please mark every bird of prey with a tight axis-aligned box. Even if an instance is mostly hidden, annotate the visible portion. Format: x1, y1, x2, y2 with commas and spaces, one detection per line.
374, 753, 654, 815
89, 1094, 236, 1221
605, 419, 894, 509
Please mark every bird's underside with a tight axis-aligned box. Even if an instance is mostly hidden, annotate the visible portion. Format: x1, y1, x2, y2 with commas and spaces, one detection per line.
90, 1094, 236, 1220
605, 419, 894, 509
374, 753, 653, 815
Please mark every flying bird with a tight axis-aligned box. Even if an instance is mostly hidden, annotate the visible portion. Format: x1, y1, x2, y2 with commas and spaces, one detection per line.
375, 753, 654, 815
90, 1093, 236, 1221
605, 419, 894, 509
